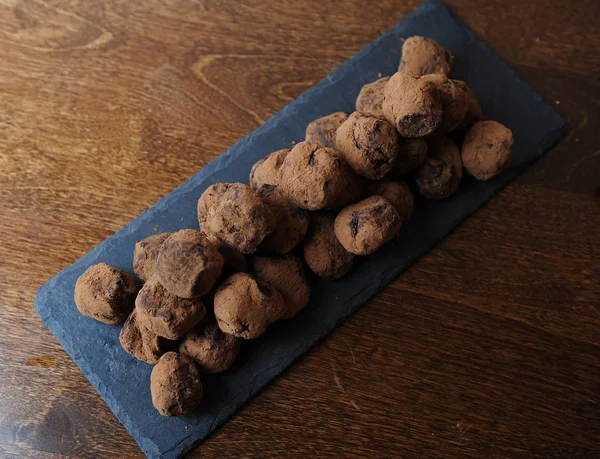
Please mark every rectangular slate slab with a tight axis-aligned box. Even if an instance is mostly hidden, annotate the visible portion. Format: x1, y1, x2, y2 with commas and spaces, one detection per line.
35, 1, 565, 457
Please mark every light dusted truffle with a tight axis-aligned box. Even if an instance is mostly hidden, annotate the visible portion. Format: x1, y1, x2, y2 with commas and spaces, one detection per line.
334, 196, 402, 255
421, 74, 469, 133
155, 229, 224, 298
258, 186, 309, 254
302, 212, 354, 279
136, 276, 206, 340
382, 72, 442, 138
198, 183, 275, 253
249, 149, 290, 191
391, 137, 428, 178
398, 36, 454, 77
151, 352, 203, 416
214, 273, 285, 339
179, 318, 240, 373
415, 134, 463, 199
74, 262, 136, 325
119, 309, 176, 364
250, 255, 310, 319
355, 77, 390, 117
462, 121, 514, 181
133, 233, 171, 282
365, 179, 414, 224
335, 112, 398, 180
277, 141, 361, 211
305, 112, 349, 148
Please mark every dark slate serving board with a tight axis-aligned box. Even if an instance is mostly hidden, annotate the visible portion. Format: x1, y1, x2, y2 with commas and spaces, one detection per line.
35, 1, 565, 457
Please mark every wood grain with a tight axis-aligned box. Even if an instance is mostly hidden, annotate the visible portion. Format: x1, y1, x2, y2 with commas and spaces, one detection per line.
1, 0, 599, 457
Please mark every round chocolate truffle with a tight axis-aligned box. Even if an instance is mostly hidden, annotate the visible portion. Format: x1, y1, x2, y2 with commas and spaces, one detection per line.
415, 134, 463, 199
398, 35, 454, 77
421, 74, 469, 133
305, 112, 349, 148
133, 232, 171, 282
365, 179, 414, 224
355, 77, 390, 117
119, 309, 177, 364
249, 148, 290, 192
391, 137, 428, 178
462, 121, 514, 181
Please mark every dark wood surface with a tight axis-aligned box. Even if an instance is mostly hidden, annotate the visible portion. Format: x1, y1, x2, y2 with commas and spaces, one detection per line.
1, 0, 599, 457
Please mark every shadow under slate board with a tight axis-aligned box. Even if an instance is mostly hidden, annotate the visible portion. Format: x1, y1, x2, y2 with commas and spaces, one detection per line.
35, 1, 565, 457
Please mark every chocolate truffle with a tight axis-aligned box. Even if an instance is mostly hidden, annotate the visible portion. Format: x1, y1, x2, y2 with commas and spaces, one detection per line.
213, 273, 285, 339
382, 72, 442, 138
415, 134, 463, 199
421, 74, 469, 133
391, 137, 428, 177
136, 276, 206, 340
249, 149, 290, 192
119, 309, 176, 364
133, 232, 171, 282
334, 196, 402, 255
151, 352, 203, 416
198, 183, 275, 254
179, 318, 240, 373
74, 262, 136, 325
305, 112, 349, 148
398, 35, 454, 77
302, 212, 354, 279
250, 255, 310, 319
462, 121, 514, 181
335, 112, 398, 180
155, 229, 224, 298
365, 179, 414, 224
355, 77, 390, 117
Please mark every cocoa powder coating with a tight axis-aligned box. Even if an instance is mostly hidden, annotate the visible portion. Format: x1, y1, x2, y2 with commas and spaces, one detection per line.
415, 134, 463, 199
391, 137, 428, 178
355, 77, 390, 117
421, 74, 469, 133
249, 148, 290, 192
305, 112, 349, 148
398, 35, 454, 77
365, 179, 414, 224
119, 309, 177, 364
133, 232, 171, 282
462, 120, 514, 181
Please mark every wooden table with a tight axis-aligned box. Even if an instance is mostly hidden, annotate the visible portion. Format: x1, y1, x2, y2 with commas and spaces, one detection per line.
1, 0, 599, 457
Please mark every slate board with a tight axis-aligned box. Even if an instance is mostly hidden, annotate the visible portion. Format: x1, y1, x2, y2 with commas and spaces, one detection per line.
35, 1, 565, 457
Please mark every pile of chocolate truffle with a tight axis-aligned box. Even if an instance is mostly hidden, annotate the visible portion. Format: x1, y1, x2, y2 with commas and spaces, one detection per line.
73, 36, 514, 417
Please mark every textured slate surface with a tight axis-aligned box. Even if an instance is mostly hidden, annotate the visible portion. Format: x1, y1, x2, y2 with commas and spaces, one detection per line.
35, 1, 565, 457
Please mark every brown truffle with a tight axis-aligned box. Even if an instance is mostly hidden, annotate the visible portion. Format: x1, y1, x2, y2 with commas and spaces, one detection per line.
391, 137, 428, 178
462, 121, 514, 181
133, 233, 171, 282
214, 273, 285, 339
74, 262, 136, 325
365, 179, 414, 224
198, 183, 275, 254
335, 112, 398, 180
355, 77, 390, 117
136, 276, 206, 340
257, 186, 309, 254
398, 36, 454, 77
249, 149, 290, 192
119, 309, 176, 364
421, 74, 469, 133
150, 352, 203, 416
179, 318, 240, 373
334, 196, 402, 256
305, 112, 348, 148
155, 229, 223, 298
302, 212, 354, 279
277, 141, 361, 211
382, 72, 442, 138
250, 255, 310, 319
415, 134, 463, 199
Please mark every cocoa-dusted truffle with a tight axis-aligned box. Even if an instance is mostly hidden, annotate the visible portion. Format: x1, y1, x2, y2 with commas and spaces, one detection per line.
382, 72, 442, 138
415, 134, 463, 199
249, 149, 290, 192
136, 276, 206, 340
198, 183, 275, 254
421, 74, 469, 133
179, 318, 240, 373
250, 255, 310, 319
391, 137, 428, 178
214, 273, 285, 339
133, 233, 171, 282
355, 77, 389, 117
365, 179, 414, 224
398, 35, 454, 77
155, 229, 223, 298
302, 212, 354, 279
120, 309, 176, 364
151, 352, 203, 416
257, 185, 309, 254
334, 196, 402, 256
462, 121, 514, 181
74, 262, 136, 324
305, 112, 348, 148
277, 141, 361, 211
335, 112, 398, 180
